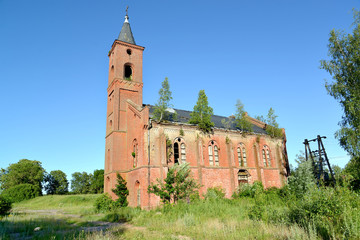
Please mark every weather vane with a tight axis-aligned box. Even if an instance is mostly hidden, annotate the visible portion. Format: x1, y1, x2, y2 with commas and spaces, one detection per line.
126, 6, 129, 16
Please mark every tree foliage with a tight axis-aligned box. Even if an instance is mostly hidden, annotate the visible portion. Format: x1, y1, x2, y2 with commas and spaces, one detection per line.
44, 170, 68, 195
1, 183, 41, 203
91, 169, 104, 194
0, 195, 12, 216
112, 173, 129, 207
189, 90, 214, 133
287, 153, 316, 199
235, 99, 253, 132
320, 10, 360, 159
0, 159, 45, 192
256, 108, 283, 138
153, 77, 175, 122
148, 163, 200, 204
71, 172, 92, 194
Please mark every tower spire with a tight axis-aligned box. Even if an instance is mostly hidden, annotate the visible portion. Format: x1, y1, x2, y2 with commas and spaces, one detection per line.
118, 6, 136, 45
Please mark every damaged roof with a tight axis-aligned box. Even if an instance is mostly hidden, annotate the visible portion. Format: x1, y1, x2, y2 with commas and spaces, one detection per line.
146, 105, 267, 135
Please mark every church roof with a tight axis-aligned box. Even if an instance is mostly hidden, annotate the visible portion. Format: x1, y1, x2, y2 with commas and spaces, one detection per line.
118, 15, 136, 45
147, 105, 268, 135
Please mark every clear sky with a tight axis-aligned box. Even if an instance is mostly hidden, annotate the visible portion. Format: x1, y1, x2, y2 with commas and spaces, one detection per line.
0, 0, 357, 183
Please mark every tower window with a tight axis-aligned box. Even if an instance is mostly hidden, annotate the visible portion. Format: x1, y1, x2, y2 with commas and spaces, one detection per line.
124, 64, 132, 80
127, 49, 132, 55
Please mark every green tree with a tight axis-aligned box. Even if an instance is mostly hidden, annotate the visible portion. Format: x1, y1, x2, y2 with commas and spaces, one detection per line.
189, 90, 214, 133
288, 153, 316, 199
0, 159, 45, 193
255, 108, 283, 138
153, 77, 174, 122
235, 99, 253, 132
148, 163, 200, 204
70, 172, 92, 194
44, 170, 68, 195
112, 173, 129, 207
91, 169, 104, 194
320, 10, 360, 160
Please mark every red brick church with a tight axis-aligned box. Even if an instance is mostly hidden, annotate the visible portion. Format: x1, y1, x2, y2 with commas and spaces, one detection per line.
104, 13, 290, 208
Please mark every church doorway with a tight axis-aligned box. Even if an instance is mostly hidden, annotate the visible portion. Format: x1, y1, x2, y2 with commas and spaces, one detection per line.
238, 169, 250, 185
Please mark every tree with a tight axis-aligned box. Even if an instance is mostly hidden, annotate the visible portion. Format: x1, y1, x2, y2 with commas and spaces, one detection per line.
90, 169, 104, 194
112, 173, 129, 207
287, 153, 316, 199
44, 170, 68, 195
153, 77, 174, 122
235, 99, 253, 132
255, 108, 283, 138
148, 163, 200, 204
0, 159, 45, 194
189, 90, 214, 133
70, 172, 92, 194
320, 10, 360, 159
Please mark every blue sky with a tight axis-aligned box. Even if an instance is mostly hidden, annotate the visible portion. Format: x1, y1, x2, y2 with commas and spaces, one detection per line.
0, 0, 357, 183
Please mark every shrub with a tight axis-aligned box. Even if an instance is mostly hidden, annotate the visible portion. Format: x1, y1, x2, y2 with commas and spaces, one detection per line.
204, 186, 225, 200
0, 195, 12, 216
94, 193, 119, 213
112, 173, 129, 207
232, 181, 264, 198
1, 184, 41, 203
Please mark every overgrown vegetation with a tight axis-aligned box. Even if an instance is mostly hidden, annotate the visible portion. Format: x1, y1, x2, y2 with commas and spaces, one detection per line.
189, 89, 214, 133
148, 163, 200, 204
256, 107, 283, 138
153, 77, 175, 122
235, 99, 253, 132
112, 173, 129, 207
0, 195, 11, 216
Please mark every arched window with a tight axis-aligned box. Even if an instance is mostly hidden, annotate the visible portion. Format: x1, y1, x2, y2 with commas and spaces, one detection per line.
135, 181, 140, 207
132, 139, 138, 167
124, 64, 132, 80
173, 137, 186, 164
262, 145, 271, 167
181, 143, 186, 162
237, 143, 247, 167
174, 142, 179, 164
238, 169, 250, 185
242, 147, 247, 167
208, 141, 219, 166
214, 146, 219, 166
237, 147, 242, 166
262, 149, 267, 167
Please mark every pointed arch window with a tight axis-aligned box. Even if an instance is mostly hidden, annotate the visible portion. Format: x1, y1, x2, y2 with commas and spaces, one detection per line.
237, 143, 247, 167
262, 145, 271, 167
181, 143, 186, 162
124, 64, 133, 80
132, 139, 138, 167
208, 141, 219, 166
173, 137, 186, 164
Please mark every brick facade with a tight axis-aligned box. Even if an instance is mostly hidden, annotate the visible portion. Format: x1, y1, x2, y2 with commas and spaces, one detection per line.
104, 20, 289, 209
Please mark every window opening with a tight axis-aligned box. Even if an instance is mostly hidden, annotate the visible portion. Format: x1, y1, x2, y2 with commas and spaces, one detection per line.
124, 65, 132, 80
262, 149, 267, 167
208, 145, 214, 166
237, 147, 242, 166
242, 148, 247, 167
127, 49, 132, 55
133, 139, 138, 167
174, 142, 179, 164
181, 143, 186, 163
266, 149, 271, 167
214, 146, 219, 166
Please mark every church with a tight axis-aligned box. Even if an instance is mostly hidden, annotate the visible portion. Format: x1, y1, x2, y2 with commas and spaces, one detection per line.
104, 13, 290, 208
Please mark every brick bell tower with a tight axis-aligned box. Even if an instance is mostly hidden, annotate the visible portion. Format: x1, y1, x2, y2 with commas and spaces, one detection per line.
104, 10, 145, 199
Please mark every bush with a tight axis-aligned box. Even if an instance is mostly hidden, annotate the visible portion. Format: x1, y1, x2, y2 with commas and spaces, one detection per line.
204, 186, 226, 200
1, 184, 41, 203
102, 207, 141, 222
232, 181, 264, 198
94, 193, 119, 213
0, 195, 12, 216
